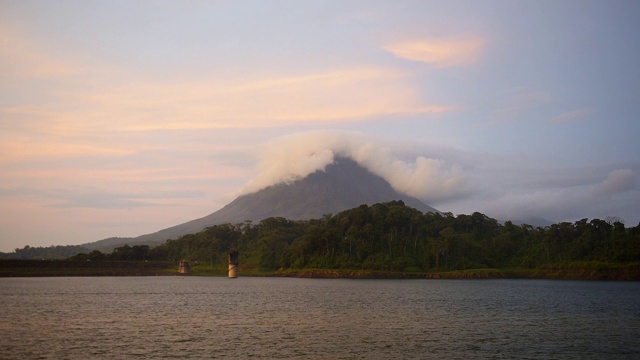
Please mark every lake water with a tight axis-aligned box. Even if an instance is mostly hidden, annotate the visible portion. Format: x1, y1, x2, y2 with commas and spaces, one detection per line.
0, 277, 638, 359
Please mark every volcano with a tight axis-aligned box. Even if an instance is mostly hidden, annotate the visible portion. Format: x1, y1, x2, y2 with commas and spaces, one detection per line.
84, 157, 438, 251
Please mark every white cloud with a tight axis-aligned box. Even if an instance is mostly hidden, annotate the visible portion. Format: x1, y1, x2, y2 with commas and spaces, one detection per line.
239, 131, 466, 203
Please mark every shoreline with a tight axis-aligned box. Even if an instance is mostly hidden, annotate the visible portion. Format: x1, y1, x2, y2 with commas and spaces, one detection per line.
264, 268, 640, 281
1, 260, 638, 280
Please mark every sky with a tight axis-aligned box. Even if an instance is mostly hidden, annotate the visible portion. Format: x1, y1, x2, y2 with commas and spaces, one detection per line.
1, 0, 639, 252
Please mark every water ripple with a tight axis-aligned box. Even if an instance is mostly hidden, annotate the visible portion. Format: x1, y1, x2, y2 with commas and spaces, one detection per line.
0, 277, 638, 359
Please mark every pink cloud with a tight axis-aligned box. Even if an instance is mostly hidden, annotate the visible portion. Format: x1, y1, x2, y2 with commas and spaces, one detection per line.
594, 169, 636, 196
383, 36, 486, 68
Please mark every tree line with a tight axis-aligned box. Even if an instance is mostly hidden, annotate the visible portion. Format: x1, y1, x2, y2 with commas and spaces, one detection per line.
68, 201, 640, 272
0, 245, 90, 260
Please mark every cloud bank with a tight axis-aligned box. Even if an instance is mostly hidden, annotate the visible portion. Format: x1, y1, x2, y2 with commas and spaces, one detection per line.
455, 162, 640, 225
239, 131, 465, 203
237, 132, 640, 226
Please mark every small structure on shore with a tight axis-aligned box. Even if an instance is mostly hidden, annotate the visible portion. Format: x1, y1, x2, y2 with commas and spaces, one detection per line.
228, 251, 239, 278
178, 260, 191, 274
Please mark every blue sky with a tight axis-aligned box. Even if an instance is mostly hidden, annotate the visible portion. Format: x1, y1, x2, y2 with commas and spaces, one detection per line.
1, 0, 639, 251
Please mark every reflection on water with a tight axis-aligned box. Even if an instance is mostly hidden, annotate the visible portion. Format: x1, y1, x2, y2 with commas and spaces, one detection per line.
0, 277, 638, 359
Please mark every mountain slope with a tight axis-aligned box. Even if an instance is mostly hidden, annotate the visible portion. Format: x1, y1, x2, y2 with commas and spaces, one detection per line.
84, 157, 438, 251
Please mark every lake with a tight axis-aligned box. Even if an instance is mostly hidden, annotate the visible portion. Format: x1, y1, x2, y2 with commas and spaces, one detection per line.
0, 277, 638, 359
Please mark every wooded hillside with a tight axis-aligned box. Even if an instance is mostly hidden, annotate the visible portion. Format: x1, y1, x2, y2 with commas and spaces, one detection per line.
70, 201, 639, 275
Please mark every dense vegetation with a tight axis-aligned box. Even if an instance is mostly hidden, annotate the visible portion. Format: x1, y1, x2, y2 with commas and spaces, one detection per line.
0, 245, 90, 260
65, 201, 639, 276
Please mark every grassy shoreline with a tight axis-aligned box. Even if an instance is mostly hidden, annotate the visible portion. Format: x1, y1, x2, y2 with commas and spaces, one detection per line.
265, 266, 640, 281
1, 260, 638, 280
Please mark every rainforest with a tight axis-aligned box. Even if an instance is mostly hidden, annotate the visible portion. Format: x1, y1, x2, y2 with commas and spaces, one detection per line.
46, 201, 637, 279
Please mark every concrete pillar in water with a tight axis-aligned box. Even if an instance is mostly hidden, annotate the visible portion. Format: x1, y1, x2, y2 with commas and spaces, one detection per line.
178, 260, 191, 274
228, 251, 239, 278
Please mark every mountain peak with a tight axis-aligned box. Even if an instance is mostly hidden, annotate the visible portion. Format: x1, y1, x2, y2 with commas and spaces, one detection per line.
218, 156, 437, 220
85, 157, 438, 251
